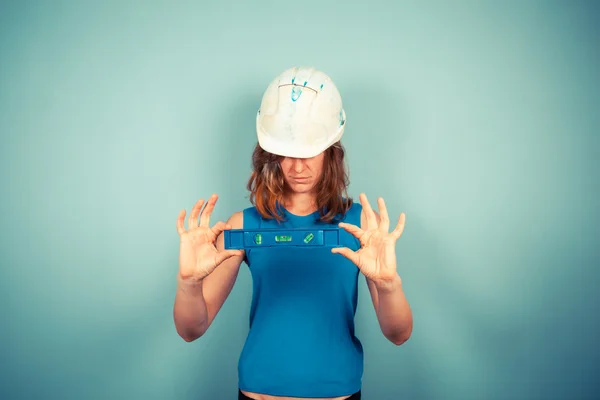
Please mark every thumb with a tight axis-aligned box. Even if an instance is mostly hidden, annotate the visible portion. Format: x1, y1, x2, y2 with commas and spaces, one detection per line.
331, 247, 361, 268
210, 221, 229, 238
215, 249, 244, 266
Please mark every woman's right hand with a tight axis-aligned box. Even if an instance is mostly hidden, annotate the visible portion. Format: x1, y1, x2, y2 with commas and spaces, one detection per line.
176, 194, 244, 282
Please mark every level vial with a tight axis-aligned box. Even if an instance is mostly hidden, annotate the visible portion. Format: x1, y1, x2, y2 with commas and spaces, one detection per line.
275, 235, 292, 242
303, 233, 314, 243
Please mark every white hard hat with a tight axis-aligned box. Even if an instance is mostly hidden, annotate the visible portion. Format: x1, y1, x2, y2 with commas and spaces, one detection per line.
256, 66, 346, 159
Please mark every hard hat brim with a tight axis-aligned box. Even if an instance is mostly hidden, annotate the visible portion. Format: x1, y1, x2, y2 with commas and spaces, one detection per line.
256, 112, 345, 159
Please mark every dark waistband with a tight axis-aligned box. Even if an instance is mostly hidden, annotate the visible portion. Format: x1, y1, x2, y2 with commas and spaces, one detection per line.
238, 389, 361, 400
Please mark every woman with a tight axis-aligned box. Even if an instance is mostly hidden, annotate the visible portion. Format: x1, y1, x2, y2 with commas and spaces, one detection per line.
174, 67, 413, 400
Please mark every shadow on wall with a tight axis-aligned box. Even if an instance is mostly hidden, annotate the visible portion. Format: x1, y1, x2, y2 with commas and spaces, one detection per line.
354, 215, 441, 400
222, 93, 262, 206
342, 82, 572, 399
337, 82, 415, 201
181, 91, 259, 399
342, 84, 433, 400
342, 82, 521, 399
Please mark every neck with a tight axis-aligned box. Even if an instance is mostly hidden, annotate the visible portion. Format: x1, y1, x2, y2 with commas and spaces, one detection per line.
283, 192, 317, 216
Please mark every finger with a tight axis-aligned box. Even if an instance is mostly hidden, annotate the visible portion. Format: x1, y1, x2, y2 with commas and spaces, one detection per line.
210, 221, 229, 238
360, 193, 378, 230
338, 222, 365, 241
188, 199, 205, 230
331, 247, 362, 268
215, 249, 244, 266
391, 213, 406, 240
200, 194, 218, 227
377, 197, 390, 232
177, 209, 187, 235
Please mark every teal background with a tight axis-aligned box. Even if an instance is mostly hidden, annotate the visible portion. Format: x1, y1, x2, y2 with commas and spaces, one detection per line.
1, 1, 598, 399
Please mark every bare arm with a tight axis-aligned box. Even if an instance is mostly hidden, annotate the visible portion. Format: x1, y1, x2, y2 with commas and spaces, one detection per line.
173, 210, 245, 342
365, 274, 413, 345
361, 209, 413, 346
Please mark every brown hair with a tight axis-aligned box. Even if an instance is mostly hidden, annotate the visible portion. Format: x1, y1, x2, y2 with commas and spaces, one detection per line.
246, 141, 353, 223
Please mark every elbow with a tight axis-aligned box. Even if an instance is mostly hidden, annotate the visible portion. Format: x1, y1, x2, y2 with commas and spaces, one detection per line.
177, 328, 204, 343
390, 333, 411, 346
173, 310, 207, 343
181, 333, 201, 343
174, 319, 206, 343
388, 325, 413, 346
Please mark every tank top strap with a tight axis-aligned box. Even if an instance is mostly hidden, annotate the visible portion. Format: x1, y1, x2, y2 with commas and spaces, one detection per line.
341, 200, 363, 227
242, 206, 263, 230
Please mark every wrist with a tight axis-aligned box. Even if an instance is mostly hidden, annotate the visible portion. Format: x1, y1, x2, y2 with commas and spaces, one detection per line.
373, 273, 403, 294
177, 273, 204, 296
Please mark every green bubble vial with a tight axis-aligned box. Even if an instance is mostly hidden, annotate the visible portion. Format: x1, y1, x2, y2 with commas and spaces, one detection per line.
254, 234, 262, 244
303, 233, 314, 243
275, 235, 292, 242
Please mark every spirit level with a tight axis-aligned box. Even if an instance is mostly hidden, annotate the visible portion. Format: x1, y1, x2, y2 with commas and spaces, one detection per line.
223, 228, 341, 249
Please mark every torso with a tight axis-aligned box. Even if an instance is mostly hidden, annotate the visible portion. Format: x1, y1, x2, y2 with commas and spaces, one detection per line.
238, 202, 364, 399
241, 390, 353, 400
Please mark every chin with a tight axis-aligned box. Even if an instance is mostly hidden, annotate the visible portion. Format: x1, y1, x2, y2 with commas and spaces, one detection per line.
287, 182, 315, 193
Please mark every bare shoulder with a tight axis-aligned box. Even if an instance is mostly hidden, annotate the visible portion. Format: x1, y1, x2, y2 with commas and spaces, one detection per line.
215, 210, 244, 252
227, 211, 244, 229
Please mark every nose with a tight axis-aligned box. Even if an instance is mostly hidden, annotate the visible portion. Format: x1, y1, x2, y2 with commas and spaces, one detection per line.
290, 158, 305, 173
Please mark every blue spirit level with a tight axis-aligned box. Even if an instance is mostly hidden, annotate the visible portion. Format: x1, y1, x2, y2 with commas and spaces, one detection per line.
224, 228, 342, 249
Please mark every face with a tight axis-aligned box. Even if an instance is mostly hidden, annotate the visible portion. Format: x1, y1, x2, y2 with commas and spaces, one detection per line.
279, 152, 325, 194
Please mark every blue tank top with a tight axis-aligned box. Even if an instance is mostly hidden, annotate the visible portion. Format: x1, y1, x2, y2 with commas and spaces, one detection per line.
237, 201, 364, 397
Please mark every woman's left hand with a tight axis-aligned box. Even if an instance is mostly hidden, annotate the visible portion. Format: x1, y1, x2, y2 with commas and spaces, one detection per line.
332, 193, 406, 289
